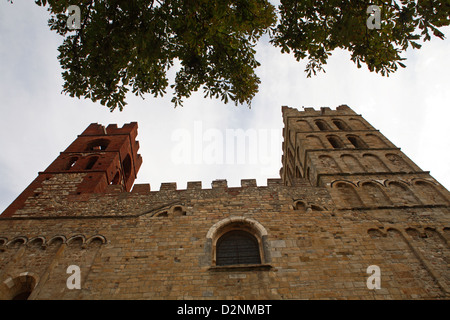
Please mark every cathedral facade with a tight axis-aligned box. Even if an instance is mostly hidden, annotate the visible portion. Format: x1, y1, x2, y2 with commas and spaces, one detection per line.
0, 105, 449, 299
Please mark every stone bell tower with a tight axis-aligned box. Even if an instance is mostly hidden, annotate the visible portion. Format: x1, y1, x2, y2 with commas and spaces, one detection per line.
280, 104, 449, 210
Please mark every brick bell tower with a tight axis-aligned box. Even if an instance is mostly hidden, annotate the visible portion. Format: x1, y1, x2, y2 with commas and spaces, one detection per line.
1, 122, 142, 218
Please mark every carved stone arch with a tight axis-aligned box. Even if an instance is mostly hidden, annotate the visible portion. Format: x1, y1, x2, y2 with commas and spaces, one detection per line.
306, 134, 325, 149
318, 154, 342, 172
367, 228, 385, 238
386, 181, 422, 206
347, 135, 368, 149
330, 179, 358, 188
365, 133, 389, 148
379, 227, 446, 297
0, 237, 7, 246
65, 155, 80, 170
314, 119, 331, 131
405, 227, 421, 238
326, 135, 345, 149
332, 119, 351, 131
206, 217, 270, 266
6, 237, 27, 248
385, 153, 414, 172
293, 200, 307, 213
0, 272, 40, 300
154, 210, 169, 218
385, 179, 413, 188
360, 180, 393, 206
404, 226, 450, 292
362, 153, 390, 172
423, 227, 444, 240
206, 217, 268, 240
86, 235, 107, 246
171, 205, 187, 216
348, 118, 368, 130
310, 204, 325, 211
356, 179, 384, 188
27, 237, 46, 249
332, 180, 363, 207
341, 154, 365, 172
67, 235, 86, 247
84, 155, 99, 170
386, 227, 404, 238
412, 179, 449, 205
47, 235, 66, 246
296, 119, 313, 131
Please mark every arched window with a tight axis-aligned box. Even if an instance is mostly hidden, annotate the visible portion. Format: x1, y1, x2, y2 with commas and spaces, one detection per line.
85, 156, 99, 170
216, 230, 261, 266
361, 181, 392, 206
413, 180, 449, 205
315, 120, 330, 131
365, 134, 388, 148
347, 135, 368, 149
333, 181, 363, 207
362, 154, 390, 172
296, 120, 313, 131
318, 155, 341, 172
386, 153, 414, 172
294, 200, 307, 213
123, 154, 132, 180
306, 135, 325, 149
332, 119, 350, 131
110, 171, 121, 185
0, 275, 37, 300
155, 211, 168, 218
327, 135, 344, 149
341, 154, 365, 172
387, 181, 421, 206
172, 206, 186, 216
206, 217, 269, 268
66, 157, 78, 170
349, 118, 368, 130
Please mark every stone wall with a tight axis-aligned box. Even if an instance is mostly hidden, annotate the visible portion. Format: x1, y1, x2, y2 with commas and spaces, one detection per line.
1, 179, 449, 299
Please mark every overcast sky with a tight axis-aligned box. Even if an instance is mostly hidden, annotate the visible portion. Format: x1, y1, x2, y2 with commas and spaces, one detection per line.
0, 2, 449, 214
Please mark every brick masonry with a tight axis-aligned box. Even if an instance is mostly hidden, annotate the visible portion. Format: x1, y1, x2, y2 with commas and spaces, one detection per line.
0, 106, 449, 300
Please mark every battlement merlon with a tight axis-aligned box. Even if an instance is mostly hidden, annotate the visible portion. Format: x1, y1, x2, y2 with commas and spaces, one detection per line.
128, 178, 286, 194
80, 122, 139, 138
282, 105, 357, 118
